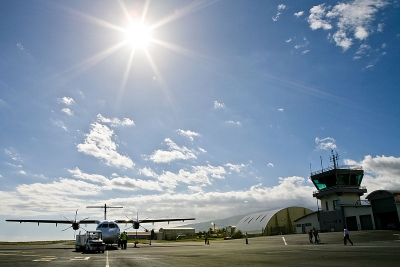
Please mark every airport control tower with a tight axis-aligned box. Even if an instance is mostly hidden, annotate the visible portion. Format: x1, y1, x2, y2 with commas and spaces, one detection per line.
310, 151, 373, 231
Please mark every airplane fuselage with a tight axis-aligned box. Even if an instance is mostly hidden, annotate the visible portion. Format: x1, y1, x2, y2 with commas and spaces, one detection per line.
96, 220, 120, 245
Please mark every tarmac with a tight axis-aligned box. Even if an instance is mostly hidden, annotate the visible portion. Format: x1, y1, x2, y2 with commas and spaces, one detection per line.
0, 230, 399, 267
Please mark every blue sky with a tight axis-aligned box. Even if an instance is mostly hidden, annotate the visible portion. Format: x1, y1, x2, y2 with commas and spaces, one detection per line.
1, 0, 399, 241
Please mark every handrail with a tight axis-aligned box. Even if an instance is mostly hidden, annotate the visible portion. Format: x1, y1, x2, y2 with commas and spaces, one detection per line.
313, 185, 366, 195
310, 165, 363, 177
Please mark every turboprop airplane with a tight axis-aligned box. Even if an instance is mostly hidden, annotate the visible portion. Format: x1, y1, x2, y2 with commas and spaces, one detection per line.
6, 204, 195, 245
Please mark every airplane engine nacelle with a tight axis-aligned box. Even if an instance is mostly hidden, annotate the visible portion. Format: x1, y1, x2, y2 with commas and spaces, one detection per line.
133, 222, 140, 229
72, 222, 79, 230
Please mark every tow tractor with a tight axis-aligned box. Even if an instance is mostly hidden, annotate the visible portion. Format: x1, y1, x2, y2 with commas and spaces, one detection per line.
75, 230, 105, 253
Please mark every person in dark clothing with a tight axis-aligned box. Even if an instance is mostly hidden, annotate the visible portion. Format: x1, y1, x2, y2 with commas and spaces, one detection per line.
343, 228, 353, 245
313, 228, 319, 244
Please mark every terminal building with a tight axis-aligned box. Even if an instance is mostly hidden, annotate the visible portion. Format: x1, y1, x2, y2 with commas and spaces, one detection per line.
295, 152, 374, 233
234, 152, 400, 236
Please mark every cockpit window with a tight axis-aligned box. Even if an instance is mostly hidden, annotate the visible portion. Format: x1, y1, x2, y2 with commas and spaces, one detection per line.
109, 223, 115, 228
101, 223, 109, 228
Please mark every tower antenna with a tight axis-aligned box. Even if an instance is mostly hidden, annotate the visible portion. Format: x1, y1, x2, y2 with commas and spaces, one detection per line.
330, 150, 339, 169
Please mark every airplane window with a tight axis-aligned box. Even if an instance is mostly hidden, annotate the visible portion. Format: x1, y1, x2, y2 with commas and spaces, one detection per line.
102, 223, 109, 228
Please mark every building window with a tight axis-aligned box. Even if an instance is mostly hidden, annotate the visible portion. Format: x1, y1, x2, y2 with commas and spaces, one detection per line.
333, 200, 341, 210
325, 201, 329, 211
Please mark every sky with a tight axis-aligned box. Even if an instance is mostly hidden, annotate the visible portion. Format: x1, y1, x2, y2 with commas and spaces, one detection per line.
0, 0, 399, 241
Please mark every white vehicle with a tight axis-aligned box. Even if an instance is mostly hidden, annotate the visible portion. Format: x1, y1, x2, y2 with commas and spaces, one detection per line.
76, 230, 105, 253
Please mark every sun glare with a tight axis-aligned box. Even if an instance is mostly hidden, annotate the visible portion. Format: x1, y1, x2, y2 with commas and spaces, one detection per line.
124, 22, 152, 49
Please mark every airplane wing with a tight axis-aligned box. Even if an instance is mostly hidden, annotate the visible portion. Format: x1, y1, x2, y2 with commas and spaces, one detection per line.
6, 219, 98, 224
115, 218, 195, 224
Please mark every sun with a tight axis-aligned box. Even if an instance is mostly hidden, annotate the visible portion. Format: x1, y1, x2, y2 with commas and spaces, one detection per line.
124, 22, 152, 49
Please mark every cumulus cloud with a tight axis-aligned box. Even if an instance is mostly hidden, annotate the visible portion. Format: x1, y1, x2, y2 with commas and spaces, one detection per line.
344, 155, 400, 193
315, 137, 337, 151
177, 129, 200, 141
158, 164, 226, 190
148, 138, 197, 163
225, 163, 247, 173
272, 4, 286, 22
213, 101, 226, 109
308, 4, 332, 30
97, 114, 134, 127
77, 122, 134, 168
294, 11, 304, 17
69, 167, 163, 191
307, 0, 389, 51
59, 97, 75, 106
62, 107, 74, 116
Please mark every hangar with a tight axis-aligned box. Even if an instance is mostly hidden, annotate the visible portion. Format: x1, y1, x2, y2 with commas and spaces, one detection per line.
235, 207, 313, 236
366, 190, 400, 229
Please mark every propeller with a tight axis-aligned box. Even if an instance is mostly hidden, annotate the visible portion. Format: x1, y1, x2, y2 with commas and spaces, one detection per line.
62, 209, 90, 238
124, 211, 149, 248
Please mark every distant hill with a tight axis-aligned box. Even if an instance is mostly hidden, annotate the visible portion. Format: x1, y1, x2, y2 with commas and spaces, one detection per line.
181, 213, 248, 232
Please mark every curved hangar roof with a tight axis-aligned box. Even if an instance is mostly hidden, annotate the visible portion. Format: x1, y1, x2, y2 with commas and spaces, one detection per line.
235, 206, 313, 235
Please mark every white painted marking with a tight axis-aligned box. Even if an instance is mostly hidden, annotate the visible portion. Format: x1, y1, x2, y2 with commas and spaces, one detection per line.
282, 237, 287, 245
106, 251, 109, 267
71, 256, 90, 261
32, 257, 57, 262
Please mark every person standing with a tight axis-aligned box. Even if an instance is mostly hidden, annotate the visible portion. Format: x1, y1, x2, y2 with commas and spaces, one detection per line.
343, 228, 353, 245
313, 228, 319, 244
121, 231, 127, 249
307, 229, 313, 244
245, 232, 248, 244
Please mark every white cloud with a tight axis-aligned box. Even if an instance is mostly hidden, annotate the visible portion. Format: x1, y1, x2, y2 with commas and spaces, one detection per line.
294, 11, 304, 17
278, 108, 284, 112
308, 4, 332, 30
278, 4, 286, 10
59, 97, 75, 106
315, 137, 337, 151
148, 138, 197, 163
377, 23, 384, 32
139, 167, 159, 178
97, 114, 134, 127
158, 164, 226, 190
213, 101, 226, 109
177, 129, 200, 141
52, 119, 67, 131
61, 107, 74, 116
267, 163, 274, 168
344, 155, 400, 193
77, 122, 134, 168
225, 163, 247, 173
308, 0, 389, 51
286, 38, 292, 43
272, 12, 281, 22
16, 43, 24, 50
225, 120, 242, 126
69, 167, 163, 191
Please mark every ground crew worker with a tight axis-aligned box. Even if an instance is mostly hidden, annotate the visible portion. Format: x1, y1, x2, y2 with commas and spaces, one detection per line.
121, 231, 127, 249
